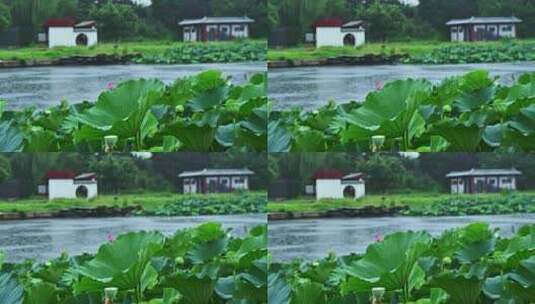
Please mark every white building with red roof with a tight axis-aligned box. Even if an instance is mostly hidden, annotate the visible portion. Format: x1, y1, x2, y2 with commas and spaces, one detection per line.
313, 18, 365, 48
39, 17, 98, 48
308, 169, 366, 200
38, 171, 98, 200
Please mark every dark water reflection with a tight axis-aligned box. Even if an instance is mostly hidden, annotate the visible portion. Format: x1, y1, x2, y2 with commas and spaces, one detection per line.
0, 62, 265, 109
269, 62, 535, 110
0, 214, 266, 263
269, 213, 535, 261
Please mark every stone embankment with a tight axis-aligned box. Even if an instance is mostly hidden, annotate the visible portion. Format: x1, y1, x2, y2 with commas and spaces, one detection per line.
0, 53, 142, 69
268, 205, 409, 220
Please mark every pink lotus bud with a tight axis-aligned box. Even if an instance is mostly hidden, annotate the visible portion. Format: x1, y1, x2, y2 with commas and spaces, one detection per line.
375, 80, 384, 91
107, 233, 115, 242
106, 82, 117, 90
374, 233, 383, 242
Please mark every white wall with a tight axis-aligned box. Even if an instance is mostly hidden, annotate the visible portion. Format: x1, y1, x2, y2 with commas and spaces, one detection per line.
450, 178, 465, 194
231, 176, 249, 190
316, 27, 344, 47
316, 179, 343, 199
74, 30, 98, 46
48, 27, 75, 48
232, 24, 249, 38
48, 179, 97, 200
316, 28, 365, 48
82, 183, 98, 199
316, 179, 365, 200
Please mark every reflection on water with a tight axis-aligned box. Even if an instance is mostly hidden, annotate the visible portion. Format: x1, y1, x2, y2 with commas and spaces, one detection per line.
0, 62, 265, 110
0, 214, 266, 263
269, 62, 535, 110
269, 213, 535, 261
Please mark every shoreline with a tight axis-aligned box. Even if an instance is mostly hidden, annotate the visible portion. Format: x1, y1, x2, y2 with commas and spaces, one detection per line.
0, 53, 142, 69
268, 53, 408, 69
0, 205, 142, 221
268, 205, 409, 220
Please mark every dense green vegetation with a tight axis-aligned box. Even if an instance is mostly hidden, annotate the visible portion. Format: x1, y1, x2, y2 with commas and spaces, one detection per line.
0, 222, 268, 303
149, 192, 267, 216
0, 40, 267, 64
139, 40, 267, 64
404, 193, 535, 216
0, 70, 267, 152
0, 192, 267, 216
1, 153, 269, 197
269, 70, 535, 152
269, 0, 535, 45
269, 223, 535, 303
269, 153, 535, 199
268, 192, 535, 216
268, 40, 535, 65
1, 0, 268, 45
407, 41, 535, 64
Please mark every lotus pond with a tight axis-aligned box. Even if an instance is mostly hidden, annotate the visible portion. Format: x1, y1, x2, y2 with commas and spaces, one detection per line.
0, 222, 267, 303
0, 69, 267, 152
269, 70, 535, 152
269, 222, 535, 304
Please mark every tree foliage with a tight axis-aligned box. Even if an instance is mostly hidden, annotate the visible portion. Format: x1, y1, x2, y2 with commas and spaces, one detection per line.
270, 0, 535, 44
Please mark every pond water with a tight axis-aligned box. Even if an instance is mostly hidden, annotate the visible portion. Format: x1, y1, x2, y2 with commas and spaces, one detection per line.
268, 213, 535, 262
269, 62, 535, 110
0, 62, 265, 110
0, 214, 266, 263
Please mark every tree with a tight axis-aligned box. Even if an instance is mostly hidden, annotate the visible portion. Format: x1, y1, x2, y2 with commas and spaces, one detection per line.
88, 154, 140, 193
355, 154, 408, 193
0, 155, 11, 183
0, 2, 11, 32
355, 0, 408, 41
9, 0, 59, 44
89, 1, 140, 41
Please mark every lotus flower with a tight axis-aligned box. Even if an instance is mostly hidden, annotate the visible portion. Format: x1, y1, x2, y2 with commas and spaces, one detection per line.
107, 233, 115, 243
374, 233, 383, 242
106, 82, 117, 90
375, 80, 384, 91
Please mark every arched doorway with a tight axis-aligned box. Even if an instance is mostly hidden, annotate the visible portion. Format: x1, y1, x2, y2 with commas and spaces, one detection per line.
76, 34, 88, 46
76, 185, 88, 198
343, 185, 356, 198
343, 34, 356, 46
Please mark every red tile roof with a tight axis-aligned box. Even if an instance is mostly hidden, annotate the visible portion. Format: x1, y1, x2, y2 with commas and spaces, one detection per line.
43, 17, 76, 28
313, 18, 345, 28
312, 169, 345, 180
44, 170, 77, 180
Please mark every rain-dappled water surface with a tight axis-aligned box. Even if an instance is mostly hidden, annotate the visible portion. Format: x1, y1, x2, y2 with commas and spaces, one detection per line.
269, 62, 535, 110
0, 62, 265, 110
269, 213, 535, 262
0, 214, 266, 263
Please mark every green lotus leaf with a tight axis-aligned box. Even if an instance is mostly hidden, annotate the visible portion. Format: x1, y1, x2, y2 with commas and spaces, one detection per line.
510, 104, 535, 135
268, 121, 291, 152
430, 119, 483, 152
268, 273, 291, 304
343, 231, 432, 299
0, 121, 23, 152
430, 272, 482, 304
290, 281, 326, 304
75, 231, 165, 296
0, 273, 23, 304
23, 282, 58, 304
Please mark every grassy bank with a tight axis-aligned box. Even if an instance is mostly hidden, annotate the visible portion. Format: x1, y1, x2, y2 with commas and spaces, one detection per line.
268, 39, 535, 63
0, 191, 267, 215
268, 191, 535, 215
0, 39, 267, 63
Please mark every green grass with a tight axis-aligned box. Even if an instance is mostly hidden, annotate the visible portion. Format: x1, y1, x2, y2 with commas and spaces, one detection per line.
267, 191, 535, 213
267, 39, 535, 61
0, 191, 267, 214
0, 40, 265, 61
